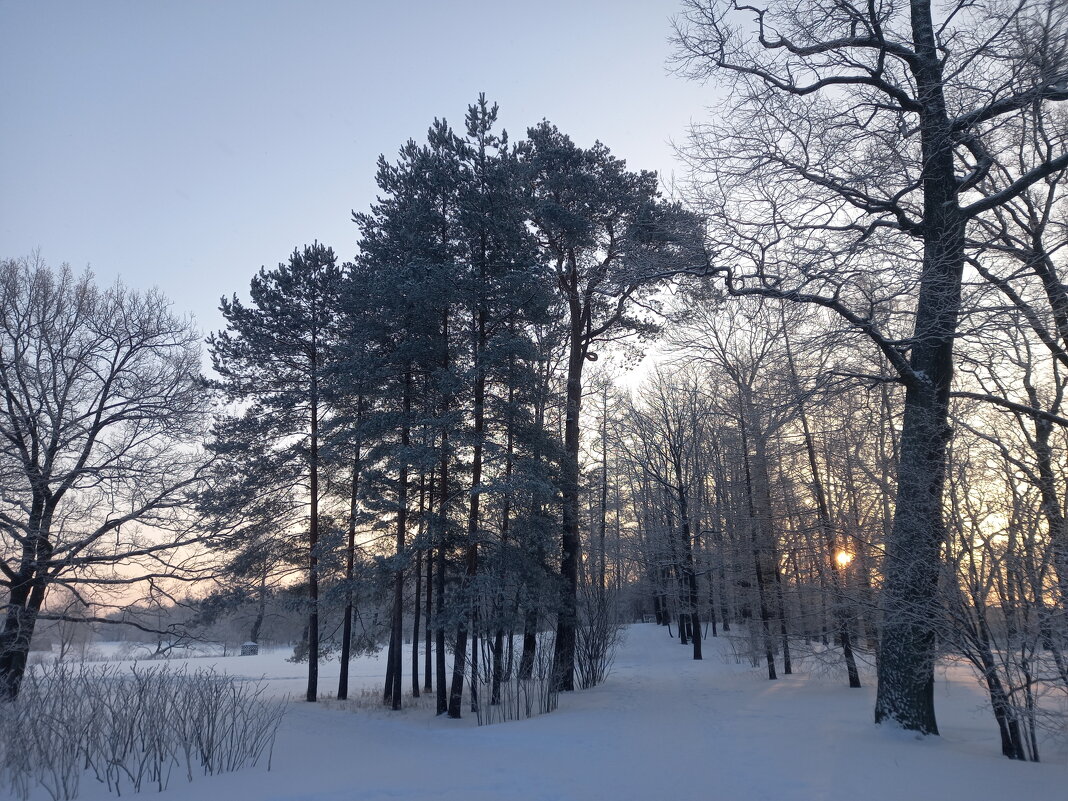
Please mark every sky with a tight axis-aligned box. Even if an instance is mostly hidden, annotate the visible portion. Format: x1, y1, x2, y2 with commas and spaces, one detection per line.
0, 0, 715, 341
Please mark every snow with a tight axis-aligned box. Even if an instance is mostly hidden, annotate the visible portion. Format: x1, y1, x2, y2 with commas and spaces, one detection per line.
57, 625, 1067, 801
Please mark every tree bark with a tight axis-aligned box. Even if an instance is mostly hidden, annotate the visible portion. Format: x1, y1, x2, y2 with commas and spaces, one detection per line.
306, 354, 320, 703
553, 317, 584, 693
338, 419, 362, 701
435, 313, 451, 716
388, 369, 412, 711
739, 411, 776, 680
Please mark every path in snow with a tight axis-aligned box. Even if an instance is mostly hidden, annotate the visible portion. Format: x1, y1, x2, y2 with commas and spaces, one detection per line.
71, 624, 1065, 801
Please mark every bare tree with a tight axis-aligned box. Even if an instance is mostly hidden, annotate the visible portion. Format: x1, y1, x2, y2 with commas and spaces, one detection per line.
0, 256, 210, 699
617, 369, 708, 660
673, 0, 1068, 734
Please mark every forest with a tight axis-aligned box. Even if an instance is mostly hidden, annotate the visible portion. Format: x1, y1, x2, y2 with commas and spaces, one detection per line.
2, 0, 1068, 798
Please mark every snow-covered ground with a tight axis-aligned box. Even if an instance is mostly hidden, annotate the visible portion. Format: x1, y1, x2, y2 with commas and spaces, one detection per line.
62, 624, 1065, 801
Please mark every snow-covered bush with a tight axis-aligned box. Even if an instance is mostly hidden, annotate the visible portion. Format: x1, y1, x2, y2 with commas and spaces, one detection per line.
473, 634, 558, 726
575, 586, 624, 691
0, 663, 285, 800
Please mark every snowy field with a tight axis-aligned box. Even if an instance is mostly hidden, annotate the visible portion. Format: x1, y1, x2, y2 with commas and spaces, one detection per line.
38, 624, 1068, 801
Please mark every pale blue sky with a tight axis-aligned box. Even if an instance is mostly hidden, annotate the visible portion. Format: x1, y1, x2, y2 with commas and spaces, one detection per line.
0, 1, 713, 337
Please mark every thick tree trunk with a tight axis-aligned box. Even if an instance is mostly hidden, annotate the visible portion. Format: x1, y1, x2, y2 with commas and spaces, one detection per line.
0, 572, 40, 701
250, 565, 268, 648
1, 498, 57, 700
873, 0, 966, 736
518, 607, 538, 680
553, 328, 584, 693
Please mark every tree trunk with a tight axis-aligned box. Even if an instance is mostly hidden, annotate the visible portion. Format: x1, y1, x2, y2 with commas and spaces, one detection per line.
383, 624, 397, 703
435, 434, 449, 714
412, 546, 422, 699
425, 470, 435, 693
676, 480, 702, 660
306, 366, 320, 703
976, 612, 1026, 760
599, 384, 609, 593
519, 607, 538, 680
553, 323, 584, 693
388, 369, 412, 711
739, 412, 776, 680
0, 555, 43, 700
434, 306, 452, 716
338, 424, 362, 701
782, 328, 859, 686
448, 303, 486, 718
491, 627, 505, 705
250, 564, 269, 647
412, 468, 427, 699
469, 622, 479, 714
873, 0, 966, 735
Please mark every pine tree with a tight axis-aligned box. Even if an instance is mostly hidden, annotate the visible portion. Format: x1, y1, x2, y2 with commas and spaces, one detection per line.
352, 122, 464, 711
519, 123, 703, 691
208, 242, 343, 703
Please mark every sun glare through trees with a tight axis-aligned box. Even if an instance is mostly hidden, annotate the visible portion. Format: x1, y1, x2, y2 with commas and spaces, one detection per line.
2, 1, 1067, 799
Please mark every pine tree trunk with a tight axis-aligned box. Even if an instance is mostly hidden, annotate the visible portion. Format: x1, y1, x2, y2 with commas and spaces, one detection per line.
250, 564, 268, 647
306, 363, 320, 703
412, 545, 422, 699
383, 624, 397, 703
338, 425, 362, 701
470, 622, 479, 714
425, 470, 436, 693
435, 341, 450, 715
492, 627, 505, 705
519, 607, 538, 681
553, 327, 584, 693
389, 370, 412, 711
412, 469, 427, 698
599, 385, 609, 593
448, 303, 486, 718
